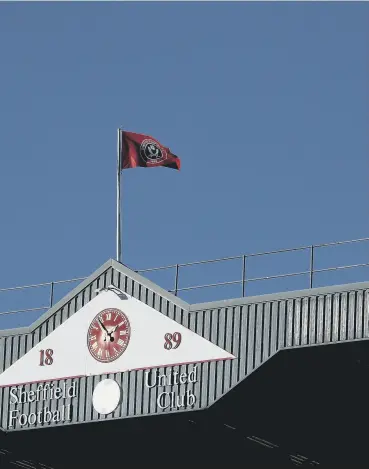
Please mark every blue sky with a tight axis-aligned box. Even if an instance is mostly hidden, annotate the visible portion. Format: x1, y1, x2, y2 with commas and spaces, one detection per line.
0, 2, 368, 327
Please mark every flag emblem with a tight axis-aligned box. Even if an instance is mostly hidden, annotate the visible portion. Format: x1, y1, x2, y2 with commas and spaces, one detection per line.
140, 139, 167, 164
121, 131, 181, 170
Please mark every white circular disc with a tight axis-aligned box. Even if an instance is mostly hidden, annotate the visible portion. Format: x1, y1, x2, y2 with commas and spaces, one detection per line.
92, 379, 122, 415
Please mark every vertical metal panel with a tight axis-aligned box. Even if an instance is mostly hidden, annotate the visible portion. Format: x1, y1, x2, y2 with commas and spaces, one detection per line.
324, 295, 332, 343
316, 295, 324, 344
278, 300, 286, 348
208, 309, 218, 404
247, 304, 255, 374
364, 290, 369, 337
230, 306, 241, 387
254, 303, 263, 368
286, 299, 294, 347
262, 302, 271, 362
309, 296, 317, 345
348, 291, 356, 340
293, 298, 301, 346
239, 305, 248, 380
200, 308, 211, 409
340, 292, 348, 341
301, 297, 309, 346
191, 312, 202, 409
356, 290, 363, 339
216, 308, 227, 397
270, 302, 278, 355
332, 293, 340, 342
223, 306, 234, 394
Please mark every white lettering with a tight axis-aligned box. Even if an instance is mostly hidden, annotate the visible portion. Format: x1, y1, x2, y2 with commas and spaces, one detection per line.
157, 389, 197, 410
186, 389, 196, 407
8, 410, 18, 427
44, 407, 52, 424
36, 385, 43, 402
157, 392, 170, 409
179, 372, 187, 384
188, 366, 198, 383
8, 382, 78, 429
37, 410, 43, 424
157, 372, 167, 387
67, 382, 77, 398
144, 370, 157, 389
9, 387, 18, 405
54, 388, 62, 399
52, 410, 61, 422
65, 404, 72, 421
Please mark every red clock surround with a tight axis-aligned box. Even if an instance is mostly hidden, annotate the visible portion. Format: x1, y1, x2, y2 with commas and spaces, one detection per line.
87, 308, 131, 363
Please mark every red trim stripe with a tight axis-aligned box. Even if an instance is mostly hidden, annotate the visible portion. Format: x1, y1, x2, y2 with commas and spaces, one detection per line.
0, 356, 236, 388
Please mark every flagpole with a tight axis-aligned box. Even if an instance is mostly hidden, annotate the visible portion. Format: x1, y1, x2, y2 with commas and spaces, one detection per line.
116, 128, 122, 263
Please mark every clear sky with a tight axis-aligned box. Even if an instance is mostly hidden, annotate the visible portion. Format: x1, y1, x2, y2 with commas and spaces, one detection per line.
0, 2, 368, 327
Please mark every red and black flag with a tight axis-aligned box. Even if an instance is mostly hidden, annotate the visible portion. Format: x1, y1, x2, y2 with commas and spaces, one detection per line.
120, 131, 181, 171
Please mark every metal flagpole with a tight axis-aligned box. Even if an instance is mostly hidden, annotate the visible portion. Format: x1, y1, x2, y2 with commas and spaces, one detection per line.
116, 128, 122, 263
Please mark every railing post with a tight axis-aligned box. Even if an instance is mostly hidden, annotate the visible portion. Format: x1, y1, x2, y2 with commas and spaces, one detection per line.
309, 246, 314, 288
174, 264, 180, 296
242, 255, 247, 297
49, 282, 54, 308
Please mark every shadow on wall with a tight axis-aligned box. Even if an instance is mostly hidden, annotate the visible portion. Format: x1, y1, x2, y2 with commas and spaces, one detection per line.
203, 339, 369, 467
0, 341, 368, 468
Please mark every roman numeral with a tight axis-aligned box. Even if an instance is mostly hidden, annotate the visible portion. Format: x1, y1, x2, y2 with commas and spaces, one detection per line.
117, 339, 125, 347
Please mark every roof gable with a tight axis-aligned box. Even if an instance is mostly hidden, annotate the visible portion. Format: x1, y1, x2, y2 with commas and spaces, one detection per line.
0, 259, 189, 337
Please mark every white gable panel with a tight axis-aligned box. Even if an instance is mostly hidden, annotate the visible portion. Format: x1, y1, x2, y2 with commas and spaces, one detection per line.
0, 290, 235, 387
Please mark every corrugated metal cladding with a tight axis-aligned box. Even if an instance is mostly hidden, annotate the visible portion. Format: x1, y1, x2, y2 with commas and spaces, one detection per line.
0, 262, 368, 433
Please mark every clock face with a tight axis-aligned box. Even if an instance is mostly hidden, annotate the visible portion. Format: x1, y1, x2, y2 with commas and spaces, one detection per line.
87, 308, 131, 363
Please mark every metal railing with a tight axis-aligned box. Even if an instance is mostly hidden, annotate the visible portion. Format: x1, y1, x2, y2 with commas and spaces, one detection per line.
0, 237, 368, 317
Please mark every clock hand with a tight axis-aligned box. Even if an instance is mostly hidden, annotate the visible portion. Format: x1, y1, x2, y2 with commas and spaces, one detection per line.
98, 317, 108, 334
105, 325, 118, 342
98, 318, 109, 342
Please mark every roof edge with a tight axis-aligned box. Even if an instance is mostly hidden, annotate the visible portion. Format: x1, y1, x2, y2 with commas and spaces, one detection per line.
190, 280, 369, 312
1, 258, 367, 336
111, 259, 190, 311
0, 259, 114, 337
0, 259, 190, 337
